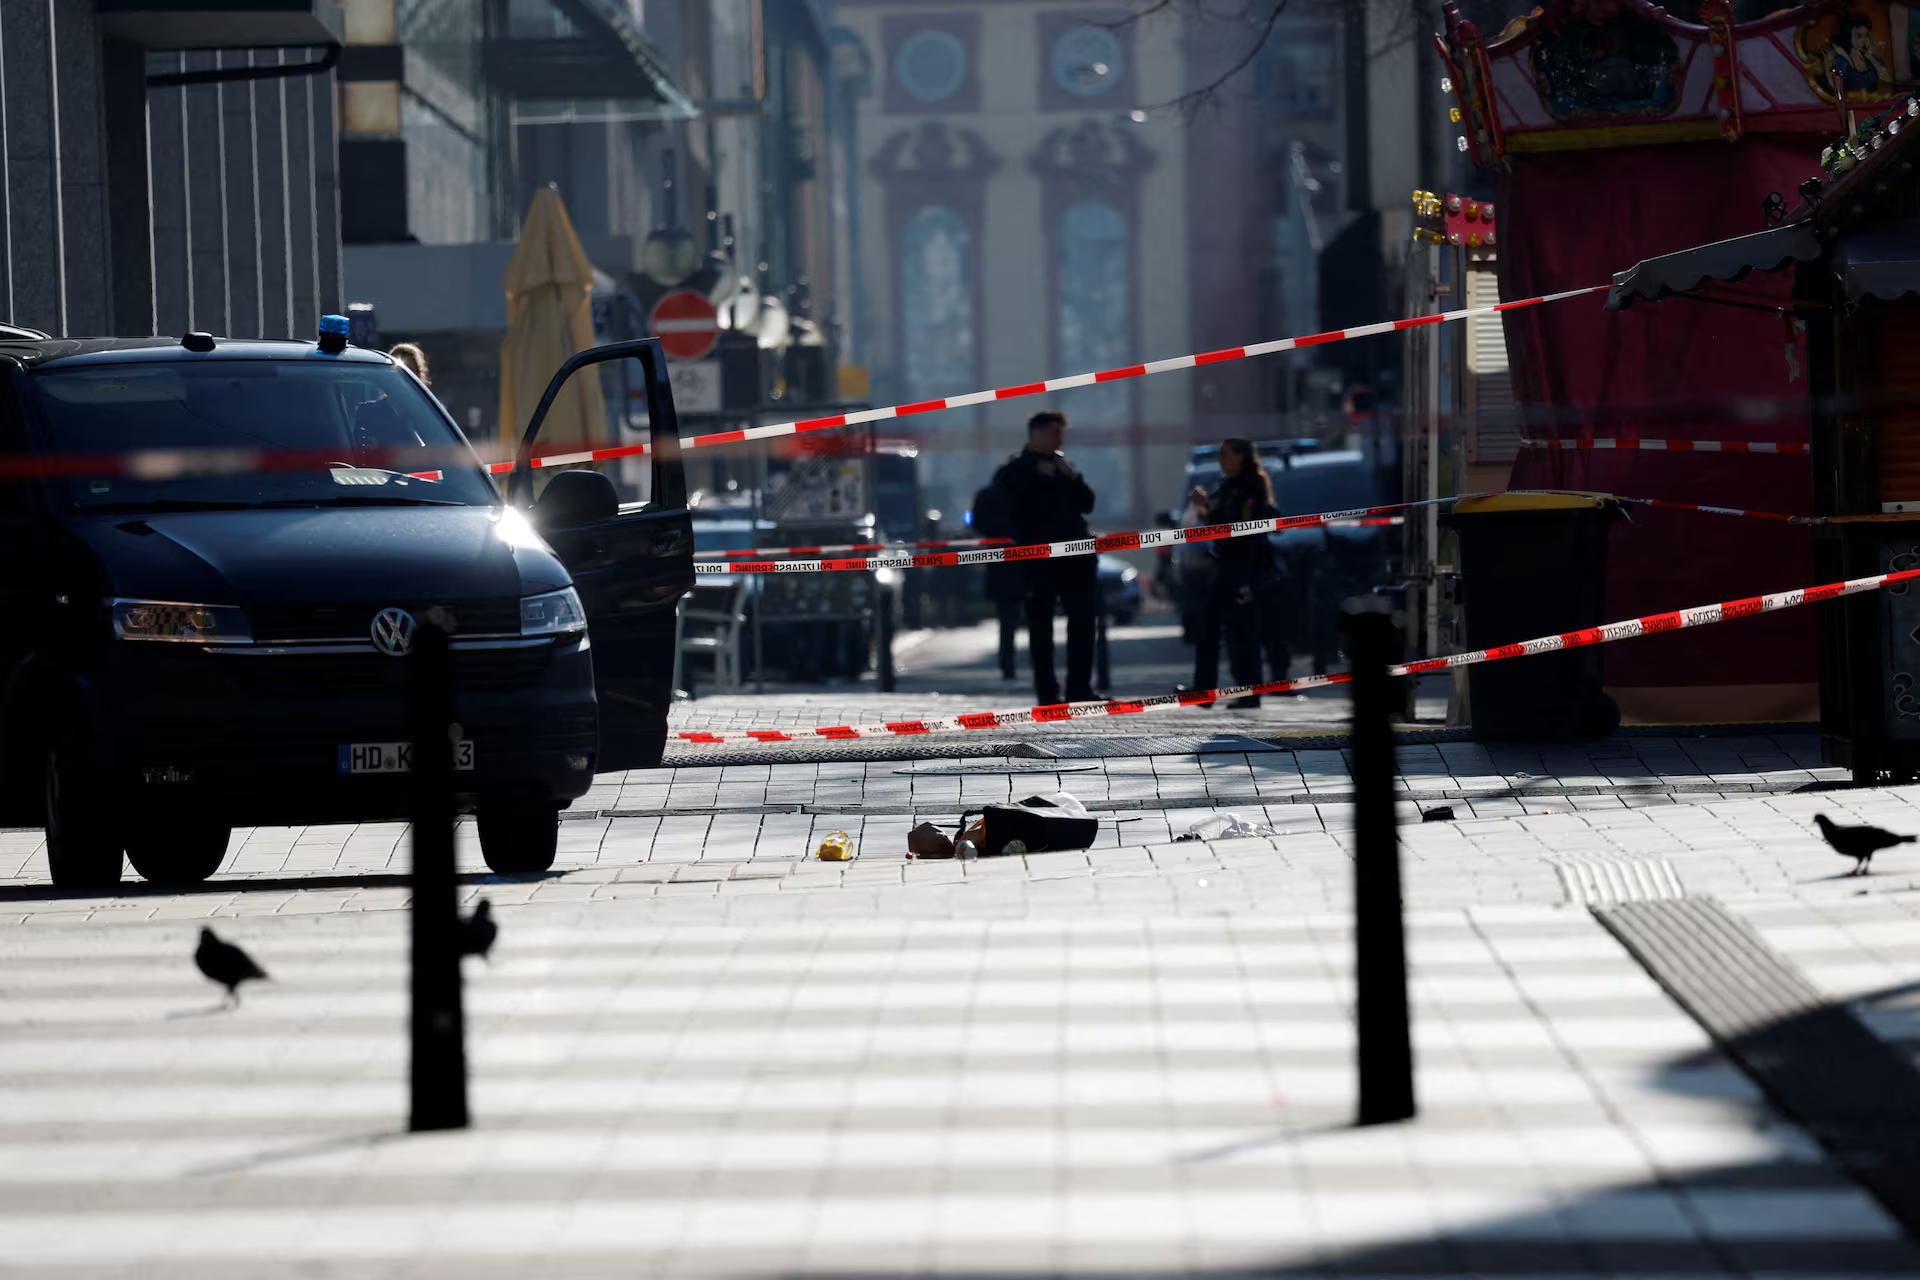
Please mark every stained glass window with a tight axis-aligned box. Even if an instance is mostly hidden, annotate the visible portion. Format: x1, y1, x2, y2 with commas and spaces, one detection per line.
1056, 200, 1131, 506
1059, 197, 1128, 502
1051, 26, 1124, 96
895, 30, 968, 102
1058, 200, 1128, 416
901, 206, 976, 402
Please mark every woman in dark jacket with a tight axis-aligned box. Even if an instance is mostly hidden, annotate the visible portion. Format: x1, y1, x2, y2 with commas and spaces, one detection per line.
1187, 438, 1278, 707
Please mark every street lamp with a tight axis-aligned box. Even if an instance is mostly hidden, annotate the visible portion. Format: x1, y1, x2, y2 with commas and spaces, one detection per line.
641, 227, 702, 288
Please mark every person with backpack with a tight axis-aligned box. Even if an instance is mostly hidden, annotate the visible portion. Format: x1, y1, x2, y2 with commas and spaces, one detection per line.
989, 411, 1099, 705
1186, 437, 1279, 708
971, 479, 1023, 680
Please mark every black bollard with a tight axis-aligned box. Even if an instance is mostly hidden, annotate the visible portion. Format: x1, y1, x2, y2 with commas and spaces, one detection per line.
876, 584, 897, 693
409, 621, 468, 1131
1343, 600, 1415, 1126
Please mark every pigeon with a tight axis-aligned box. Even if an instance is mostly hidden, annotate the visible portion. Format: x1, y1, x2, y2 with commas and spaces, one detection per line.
1813, 813, 1915, 876
460, 898, 497, 961
195, 928, 268, 1005
1421, 806, 1456, 823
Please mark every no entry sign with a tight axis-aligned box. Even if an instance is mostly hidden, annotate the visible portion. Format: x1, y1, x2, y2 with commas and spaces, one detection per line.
649, 289, 720, 361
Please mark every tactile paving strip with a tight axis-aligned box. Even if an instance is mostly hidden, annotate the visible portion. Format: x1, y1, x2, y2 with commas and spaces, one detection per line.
1596, 897, 1920, 1234
1554, 856, 1685, 906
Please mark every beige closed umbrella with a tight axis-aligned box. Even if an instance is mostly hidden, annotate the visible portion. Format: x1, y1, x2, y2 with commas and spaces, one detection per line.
498, 186, 607, 463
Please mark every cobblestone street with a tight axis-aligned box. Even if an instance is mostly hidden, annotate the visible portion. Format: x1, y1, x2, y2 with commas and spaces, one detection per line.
4, 700, 1919, 1276
4, 0, 1911, 1269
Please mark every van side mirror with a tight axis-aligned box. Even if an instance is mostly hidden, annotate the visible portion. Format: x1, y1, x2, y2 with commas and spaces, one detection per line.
533, 469, 618, 529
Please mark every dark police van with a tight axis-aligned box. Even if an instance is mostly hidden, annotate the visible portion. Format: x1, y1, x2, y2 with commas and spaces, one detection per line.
0, 319, 692, 890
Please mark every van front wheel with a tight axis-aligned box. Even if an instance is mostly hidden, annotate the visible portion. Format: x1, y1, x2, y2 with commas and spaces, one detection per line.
476, 794, 559, 875
125, 826, 232, 885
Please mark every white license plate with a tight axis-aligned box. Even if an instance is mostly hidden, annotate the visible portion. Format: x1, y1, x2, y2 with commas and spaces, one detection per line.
338, 741, 475, 774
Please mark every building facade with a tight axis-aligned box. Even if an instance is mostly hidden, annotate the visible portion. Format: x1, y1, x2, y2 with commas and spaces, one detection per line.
836, 0, 1195, 526
337, 0, 843, 451
833, 0, 1445, 528
0, 0, 346, 341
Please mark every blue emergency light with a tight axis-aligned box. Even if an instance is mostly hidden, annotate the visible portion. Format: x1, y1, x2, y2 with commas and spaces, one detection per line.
317, 313, 349, 355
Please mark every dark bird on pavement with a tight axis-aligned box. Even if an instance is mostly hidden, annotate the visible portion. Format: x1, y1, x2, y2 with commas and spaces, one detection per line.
460, 898, 497, 961
1814, 813, 1915, 875
1421, 806, 1456, 823
195, 928, 268, 1005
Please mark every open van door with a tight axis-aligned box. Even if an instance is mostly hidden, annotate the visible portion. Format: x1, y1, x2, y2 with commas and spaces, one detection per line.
509, 338, 693, 771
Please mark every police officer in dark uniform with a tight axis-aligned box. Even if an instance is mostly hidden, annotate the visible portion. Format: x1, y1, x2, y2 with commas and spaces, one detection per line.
989, 411, 1098, 705
970, 480, 1022, 679
1188, 436, 1279, 708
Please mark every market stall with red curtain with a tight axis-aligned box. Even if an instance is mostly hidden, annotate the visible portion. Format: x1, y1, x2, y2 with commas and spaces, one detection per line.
1438, 0, 1900, 722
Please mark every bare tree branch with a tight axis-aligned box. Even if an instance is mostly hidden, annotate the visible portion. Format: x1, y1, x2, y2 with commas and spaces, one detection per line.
1116, 0, 1439, 119
1366, 0, 1429, 61
1138, 0, 1293, 117
1102, 0, 1178, 32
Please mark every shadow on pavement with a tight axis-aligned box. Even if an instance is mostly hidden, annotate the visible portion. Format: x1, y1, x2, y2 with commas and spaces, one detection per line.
0, 868, 571, 902
185, 1127, 410, 1179
782, 973, 1920, 1277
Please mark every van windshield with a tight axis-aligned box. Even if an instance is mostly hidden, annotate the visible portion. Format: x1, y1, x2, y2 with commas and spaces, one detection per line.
27, 360, 499, 511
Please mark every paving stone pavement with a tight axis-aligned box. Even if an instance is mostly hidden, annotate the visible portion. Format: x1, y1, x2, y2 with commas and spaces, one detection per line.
5, 714, 1920, 1276
0, 730, 1851, 893
3, 903, 1914, 1277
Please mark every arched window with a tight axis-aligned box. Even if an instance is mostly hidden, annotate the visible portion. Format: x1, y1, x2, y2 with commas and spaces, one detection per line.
1055, 199, 1131, 510
1057, 200, 1129, 427
901, 206, 976, 402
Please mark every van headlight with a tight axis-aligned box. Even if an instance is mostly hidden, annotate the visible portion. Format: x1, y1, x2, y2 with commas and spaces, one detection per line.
112, 600, 253, 644
520, 586, 587, 636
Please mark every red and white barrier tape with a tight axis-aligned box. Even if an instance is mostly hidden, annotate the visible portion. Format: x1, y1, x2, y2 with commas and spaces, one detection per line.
692, 503, 1447, 576
1611, 495, 1813, 524
689, 486, 1817, 578
709, 519, 1407, 563
710, 536, 1012, 559
1522, 437, 1808, 454
511, 284, 1610, 469
676, 563, 1920, 744
0, 286, 1606, 481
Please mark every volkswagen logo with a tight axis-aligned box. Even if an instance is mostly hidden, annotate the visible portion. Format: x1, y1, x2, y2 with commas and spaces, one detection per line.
371, 607, 417, 657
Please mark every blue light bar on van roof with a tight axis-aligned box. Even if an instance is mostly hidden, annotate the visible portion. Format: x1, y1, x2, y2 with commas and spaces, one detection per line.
317, 313, 349, 355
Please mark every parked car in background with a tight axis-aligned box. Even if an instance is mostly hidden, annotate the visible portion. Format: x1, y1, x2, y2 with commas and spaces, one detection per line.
1096, 554, 1141, 625
690, 505, 883, 683
1266, 447, 1401, 672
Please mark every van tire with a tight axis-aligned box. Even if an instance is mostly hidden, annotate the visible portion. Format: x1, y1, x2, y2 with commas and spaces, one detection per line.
125, 826, 232, 885
476, 796, 559, 875
43, 718, 123, 891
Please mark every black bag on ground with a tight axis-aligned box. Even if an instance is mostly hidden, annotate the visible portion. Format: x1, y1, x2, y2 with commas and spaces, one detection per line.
958, 801, 1098, 855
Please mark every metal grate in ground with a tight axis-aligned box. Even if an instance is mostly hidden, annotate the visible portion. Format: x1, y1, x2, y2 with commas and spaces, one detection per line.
891, 761, 1103, 776
1017, 733, 1288, 758
661, 722, 1827, 768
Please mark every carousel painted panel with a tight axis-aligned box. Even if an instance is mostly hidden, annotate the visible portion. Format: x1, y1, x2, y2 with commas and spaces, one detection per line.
1443, 0, 1918, 157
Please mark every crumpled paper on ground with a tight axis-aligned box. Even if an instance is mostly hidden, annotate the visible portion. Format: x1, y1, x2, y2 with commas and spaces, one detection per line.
1174, 811, 1280, 843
